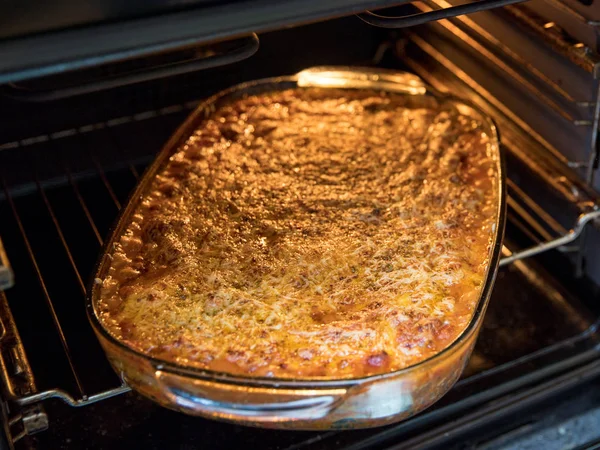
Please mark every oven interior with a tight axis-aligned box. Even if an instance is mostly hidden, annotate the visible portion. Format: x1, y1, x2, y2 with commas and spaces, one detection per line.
2, 2, 600, 448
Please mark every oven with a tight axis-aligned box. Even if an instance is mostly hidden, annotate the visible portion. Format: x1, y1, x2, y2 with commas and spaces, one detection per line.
1, 1, 600, 448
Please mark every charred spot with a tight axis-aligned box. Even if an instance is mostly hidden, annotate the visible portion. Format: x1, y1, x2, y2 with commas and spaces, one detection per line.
364, 102, 384, 113
367, 351, 389, 367
310, 307, 325, 323
119, 320, 135, 338
450, 174, 462, 184
176, 284, 189, 300
330, 330, 343, 340
220, 126, 240, 141
225, 200, 240, 215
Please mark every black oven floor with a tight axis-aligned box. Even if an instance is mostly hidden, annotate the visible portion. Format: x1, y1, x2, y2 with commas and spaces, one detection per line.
0, 97, 598, 450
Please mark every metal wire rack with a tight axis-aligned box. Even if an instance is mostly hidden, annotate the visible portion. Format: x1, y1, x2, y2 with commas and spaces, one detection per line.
0, 102, 195, 441
406, 1, 600, 181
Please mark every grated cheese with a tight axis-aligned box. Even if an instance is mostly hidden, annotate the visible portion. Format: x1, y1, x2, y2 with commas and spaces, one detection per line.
97, 88, 499, 379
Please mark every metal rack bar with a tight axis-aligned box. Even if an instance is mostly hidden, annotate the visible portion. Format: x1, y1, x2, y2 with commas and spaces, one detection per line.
0, 178, 86, 398
32, 173, 86, 294
0, 131, 139, 419
62, 161, 103, 245
357, 0, 526, 29
102, 127, 141, 181
0, 99, 194, 152
500, 206, 600, 266
507, 212, 546, 246
507, 198, 554, 243
13, 385, 131, 408
87, 151, 121, 210
507, 179, 567, 237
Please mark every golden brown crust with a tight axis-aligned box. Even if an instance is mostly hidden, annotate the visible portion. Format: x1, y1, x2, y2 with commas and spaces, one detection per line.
97, 88, 498, 379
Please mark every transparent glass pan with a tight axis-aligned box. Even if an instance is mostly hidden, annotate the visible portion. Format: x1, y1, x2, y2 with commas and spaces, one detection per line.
87, 66, 506, 430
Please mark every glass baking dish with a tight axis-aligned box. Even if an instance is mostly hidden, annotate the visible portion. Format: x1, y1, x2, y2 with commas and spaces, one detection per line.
86, 66, 506, 430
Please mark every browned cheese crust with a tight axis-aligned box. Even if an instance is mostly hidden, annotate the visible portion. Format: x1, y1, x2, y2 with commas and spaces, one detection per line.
97, 88, 499, 379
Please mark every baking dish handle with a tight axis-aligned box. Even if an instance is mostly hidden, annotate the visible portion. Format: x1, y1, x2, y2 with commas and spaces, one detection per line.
296, 66, 428, 95
155, 369, 348, 422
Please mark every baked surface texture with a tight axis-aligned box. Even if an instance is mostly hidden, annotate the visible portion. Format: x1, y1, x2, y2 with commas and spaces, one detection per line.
97, 88, 499, 379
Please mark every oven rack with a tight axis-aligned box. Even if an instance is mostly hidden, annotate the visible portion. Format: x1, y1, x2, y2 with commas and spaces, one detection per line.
499, 210, 600, 266
409, 0, 600, 182
6, 178, 600, 449
356, 0, 527, 29
401, 26, 600, 271
0, 168, 597, 445
0, 74, 599, 445
0, 106, 195, 442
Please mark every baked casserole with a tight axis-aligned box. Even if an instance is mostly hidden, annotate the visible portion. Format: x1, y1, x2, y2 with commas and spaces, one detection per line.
96, 87, 499, 380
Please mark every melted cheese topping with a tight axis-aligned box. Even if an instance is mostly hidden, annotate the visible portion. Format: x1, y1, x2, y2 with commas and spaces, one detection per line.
97, 88, 499, 379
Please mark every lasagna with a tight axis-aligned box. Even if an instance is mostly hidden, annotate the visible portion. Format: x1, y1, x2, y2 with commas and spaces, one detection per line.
96, 88, 499, 379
